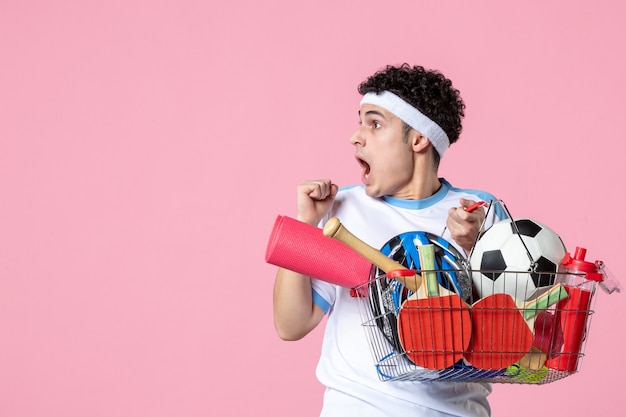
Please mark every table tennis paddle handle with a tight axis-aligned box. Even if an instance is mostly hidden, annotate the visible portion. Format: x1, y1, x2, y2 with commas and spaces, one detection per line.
323, 217, 422, 293
419, 244, 438, 295
520, 284, 569, 320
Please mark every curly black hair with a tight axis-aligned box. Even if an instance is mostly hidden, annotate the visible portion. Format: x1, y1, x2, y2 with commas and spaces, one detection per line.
358, 64, 465, 150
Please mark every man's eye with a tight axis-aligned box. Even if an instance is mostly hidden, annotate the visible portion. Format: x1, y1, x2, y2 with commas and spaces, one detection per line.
359, 120, 381, 129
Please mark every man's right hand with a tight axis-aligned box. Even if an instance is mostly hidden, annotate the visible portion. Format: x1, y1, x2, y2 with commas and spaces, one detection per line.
296, 179, 338, 226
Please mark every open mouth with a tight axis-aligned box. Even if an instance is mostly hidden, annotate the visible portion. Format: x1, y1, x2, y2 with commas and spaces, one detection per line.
356, 155, 371, 183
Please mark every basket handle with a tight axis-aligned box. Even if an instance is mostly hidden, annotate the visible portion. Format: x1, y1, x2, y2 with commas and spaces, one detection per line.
323, 217, 422, 292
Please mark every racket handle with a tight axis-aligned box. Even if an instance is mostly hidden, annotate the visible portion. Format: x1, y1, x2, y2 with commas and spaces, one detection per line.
322, 217, 422, 292
418, 244, 439, 297
522, 284, 569, 320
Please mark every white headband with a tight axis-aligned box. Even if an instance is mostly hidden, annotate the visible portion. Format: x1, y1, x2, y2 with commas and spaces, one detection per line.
360, 91, 450, 157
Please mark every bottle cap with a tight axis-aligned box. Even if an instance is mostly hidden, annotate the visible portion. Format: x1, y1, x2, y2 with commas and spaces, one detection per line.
562, 247, 603, 282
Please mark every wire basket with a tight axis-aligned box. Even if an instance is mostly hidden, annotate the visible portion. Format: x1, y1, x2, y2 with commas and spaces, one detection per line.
355, 269, 597, 384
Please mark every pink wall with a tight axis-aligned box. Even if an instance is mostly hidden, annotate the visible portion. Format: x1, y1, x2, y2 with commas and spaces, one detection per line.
1, 1, 624, 416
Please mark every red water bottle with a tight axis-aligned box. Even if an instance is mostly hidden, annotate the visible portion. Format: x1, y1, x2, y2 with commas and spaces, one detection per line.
546, 247, 602, 372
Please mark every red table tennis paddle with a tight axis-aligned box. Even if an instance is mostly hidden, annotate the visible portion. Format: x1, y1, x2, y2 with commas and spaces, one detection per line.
322, 217, 471, 370
465, 283, 569, 370
396, 244, 472, 369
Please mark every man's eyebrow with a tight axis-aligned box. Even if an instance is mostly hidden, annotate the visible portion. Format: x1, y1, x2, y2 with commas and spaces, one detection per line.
358, 109, 387, 119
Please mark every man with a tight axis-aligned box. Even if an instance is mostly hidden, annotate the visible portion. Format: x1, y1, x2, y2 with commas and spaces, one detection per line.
273, 64, 505, 416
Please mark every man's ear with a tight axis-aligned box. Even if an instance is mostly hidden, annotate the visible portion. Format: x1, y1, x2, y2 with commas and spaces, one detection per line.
411, 132, 431, 153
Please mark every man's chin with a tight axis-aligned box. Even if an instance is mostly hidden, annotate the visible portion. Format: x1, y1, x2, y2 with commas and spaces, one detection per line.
364, 185, 383, 198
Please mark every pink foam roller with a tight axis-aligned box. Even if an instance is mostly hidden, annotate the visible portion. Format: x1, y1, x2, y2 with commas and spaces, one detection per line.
265, 215, 372, 288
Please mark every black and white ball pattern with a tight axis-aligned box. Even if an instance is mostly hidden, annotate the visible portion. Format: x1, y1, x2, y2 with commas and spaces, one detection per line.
469, 218, 567, 301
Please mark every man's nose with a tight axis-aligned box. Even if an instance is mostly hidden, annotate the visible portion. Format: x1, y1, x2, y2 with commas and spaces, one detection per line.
350, 128, 364, 146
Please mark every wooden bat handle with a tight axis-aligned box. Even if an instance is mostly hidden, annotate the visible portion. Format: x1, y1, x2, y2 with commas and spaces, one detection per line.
322, 217, 422, 292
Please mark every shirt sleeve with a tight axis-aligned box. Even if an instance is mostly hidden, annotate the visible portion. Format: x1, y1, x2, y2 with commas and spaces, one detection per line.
311, 278, 336, 314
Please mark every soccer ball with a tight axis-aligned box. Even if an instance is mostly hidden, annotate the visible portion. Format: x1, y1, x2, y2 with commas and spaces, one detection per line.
469, 218, 567, 301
